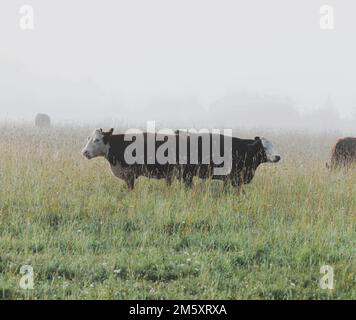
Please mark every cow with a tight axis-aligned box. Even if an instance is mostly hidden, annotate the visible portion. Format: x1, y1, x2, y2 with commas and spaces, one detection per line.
35, 113, 51, 128
175, 131, 281, 189
327, 137, 356, 169
81, 128, 281, 191
81, 128, 181, 189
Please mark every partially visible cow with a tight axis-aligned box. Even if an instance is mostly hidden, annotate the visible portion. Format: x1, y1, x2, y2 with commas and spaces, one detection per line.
327, 137, 356, 169
81, 128, 281, 190
35, 113, 51, 128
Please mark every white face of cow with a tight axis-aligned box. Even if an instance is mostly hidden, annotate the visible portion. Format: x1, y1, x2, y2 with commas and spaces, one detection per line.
82, 129, 111, 159
260, 137, 281, 163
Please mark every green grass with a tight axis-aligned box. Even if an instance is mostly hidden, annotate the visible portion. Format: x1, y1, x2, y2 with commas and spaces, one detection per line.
0, 124, 355, 299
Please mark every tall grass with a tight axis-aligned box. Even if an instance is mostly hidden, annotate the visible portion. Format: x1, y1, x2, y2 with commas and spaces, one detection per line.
0, 123, 355, 299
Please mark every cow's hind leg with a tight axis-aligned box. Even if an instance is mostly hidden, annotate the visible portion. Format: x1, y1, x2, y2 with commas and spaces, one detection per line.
231, 177, 244, 196
223, 177, 231, 193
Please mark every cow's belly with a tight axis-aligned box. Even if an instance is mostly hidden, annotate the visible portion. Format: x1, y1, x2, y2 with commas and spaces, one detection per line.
109, 163, 171, 180
141, 164, 172, 179
196, 165, 226, 180
110, 163, 131, 180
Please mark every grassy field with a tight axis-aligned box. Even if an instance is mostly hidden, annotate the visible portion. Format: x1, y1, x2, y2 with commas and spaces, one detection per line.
0, 123, 355, 299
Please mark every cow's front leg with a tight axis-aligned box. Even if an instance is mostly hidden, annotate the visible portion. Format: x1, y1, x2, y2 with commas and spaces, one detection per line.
126, 175, 135, 190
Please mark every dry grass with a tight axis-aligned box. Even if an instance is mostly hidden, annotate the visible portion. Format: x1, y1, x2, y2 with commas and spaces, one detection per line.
0, 123, 355, 299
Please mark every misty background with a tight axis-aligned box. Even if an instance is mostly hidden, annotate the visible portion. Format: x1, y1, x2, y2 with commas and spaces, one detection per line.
0, 0, 355, 132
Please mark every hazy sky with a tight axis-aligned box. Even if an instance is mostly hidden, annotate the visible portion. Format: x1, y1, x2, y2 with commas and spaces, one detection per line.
0, 0, 355, 124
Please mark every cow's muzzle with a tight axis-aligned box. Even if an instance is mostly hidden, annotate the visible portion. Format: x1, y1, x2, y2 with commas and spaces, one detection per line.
82, 150, 91, 159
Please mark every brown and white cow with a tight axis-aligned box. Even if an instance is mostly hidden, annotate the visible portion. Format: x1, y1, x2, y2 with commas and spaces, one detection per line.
81, 128, 180, 189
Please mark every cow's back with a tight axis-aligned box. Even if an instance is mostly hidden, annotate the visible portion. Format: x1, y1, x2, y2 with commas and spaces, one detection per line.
107, 133, 179, 179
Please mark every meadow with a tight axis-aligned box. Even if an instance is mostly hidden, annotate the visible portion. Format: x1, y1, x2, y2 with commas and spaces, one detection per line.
0, 123, 355, 299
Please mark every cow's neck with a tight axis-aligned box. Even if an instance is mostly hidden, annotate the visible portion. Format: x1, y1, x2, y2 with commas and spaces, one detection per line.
105, 143, 117, 166
247, 143, 265, 169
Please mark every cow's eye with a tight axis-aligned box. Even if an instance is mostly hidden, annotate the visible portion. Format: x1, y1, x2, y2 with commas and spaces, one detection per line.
94, 139, 100, 143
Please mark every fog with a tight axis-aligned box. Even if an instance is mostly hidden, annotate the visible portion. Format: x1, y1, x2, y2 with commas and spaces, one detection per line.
0, 1, 355, 132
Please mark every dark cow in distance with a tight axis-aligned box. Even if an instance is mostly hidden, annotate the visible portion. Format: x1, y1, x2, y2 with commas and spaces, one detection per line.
35, 113, 51, 128
327, 137, 356, 169
81, 128, 281, 190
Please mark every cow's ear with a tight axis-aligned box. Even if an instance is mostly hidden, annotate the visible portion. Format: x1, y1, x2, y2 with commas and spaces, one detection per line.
103, 129, 112, 144
99, 128, 103, 133
254, 136, 260, 141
